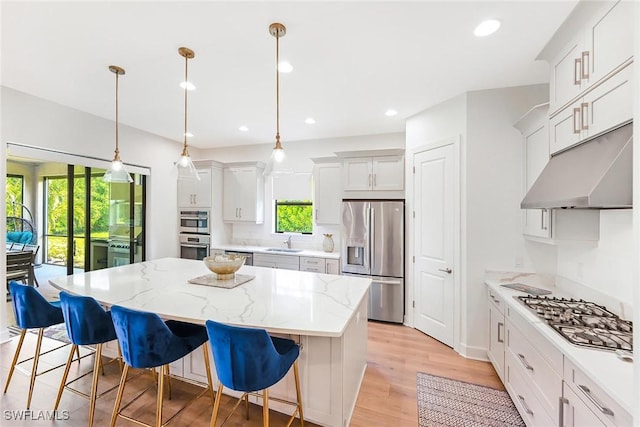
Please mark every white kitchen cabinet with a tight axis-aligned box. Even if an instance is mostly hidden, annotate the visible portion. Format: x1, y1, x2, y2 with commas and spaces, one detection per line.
514, 103, 551, 239
177, 169, 212, 208
546, 0, 634, 115
313, 161, 341, 225
563, 358, 632, 427
223, 162, 264, 223
549, 63, 633, 155
325, 258, 340, 275
486, 289, 505, 382
561, 384, 606, 427
253, 253, 300, 270
300, 256, 326, 273
342, 155, 404, 191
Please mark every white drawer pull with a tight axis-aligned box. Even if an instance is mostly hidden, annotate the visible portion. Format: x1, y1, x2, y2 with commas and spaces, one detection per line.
517, 395, 533, 416
517, 353, 534, 372
578, 385, 614, 416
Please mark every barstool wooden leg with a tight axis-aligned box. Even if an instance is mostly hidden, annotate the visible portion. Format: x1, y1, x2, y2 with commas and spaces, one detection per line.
202, 345, 215, 407
210, 384, 224, 427
3, 329, 26, 393
88, 343, 103, 427
245, 393, 250, 420
53, 344, 77, 410
156, 365, 165, 427
263, 389, 269, 427
26, 328, 45, 409
165, 364, 172, 400
110, 364, 129, 427
75, 345, 81, 362
294, 361, 304, 426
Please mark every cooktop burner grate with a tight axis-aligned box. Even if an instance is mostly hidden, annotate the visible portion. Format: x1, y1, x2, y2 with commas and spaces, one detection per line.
517, 295, 633, 352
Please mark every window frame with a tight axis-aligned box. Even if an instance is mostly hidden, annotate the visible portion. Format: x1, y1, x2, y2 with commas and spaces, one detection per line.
274, 199, 314, 235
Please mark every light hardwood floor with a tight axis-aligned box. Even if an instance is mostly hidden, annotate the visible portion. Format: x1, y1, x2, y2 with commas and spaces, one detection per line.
0, 321, 501, 426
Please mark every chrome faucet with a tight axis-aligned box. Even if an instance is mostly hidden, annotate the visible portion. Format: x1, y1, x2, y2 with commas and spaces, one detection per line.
284, 235, 292, 249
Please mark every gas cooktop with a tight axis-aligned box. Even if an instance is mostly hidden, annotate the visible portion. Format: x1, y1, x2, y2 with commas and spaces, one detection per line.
517, 295, 633, 353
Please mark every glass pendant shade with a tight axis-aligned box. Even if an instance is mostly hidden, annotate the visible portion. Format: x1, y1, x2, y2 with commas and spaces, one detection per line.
176, 151, 200, 181
264, 142, 293, 176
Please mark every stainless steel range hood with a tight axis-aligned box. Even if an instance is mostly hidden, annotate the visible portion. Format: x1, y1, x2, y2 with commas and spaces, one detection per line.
521, 122, 633, 209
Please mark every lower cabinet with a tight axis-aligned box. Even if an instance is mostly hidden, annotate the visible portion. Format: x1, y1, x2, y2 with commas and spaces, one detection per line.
486, 290, 505, 382
254, 253, 340, 275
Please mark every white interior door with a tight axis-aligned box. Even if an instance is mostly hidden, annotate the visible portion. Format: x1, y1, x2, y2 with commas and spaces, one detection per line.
413, 143, 455, 347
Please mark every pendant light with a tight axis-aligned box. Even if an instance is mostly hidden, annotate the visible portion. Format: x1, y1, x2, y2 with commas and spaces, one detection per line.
176, 47, 200, 181
264, 22, 293, 176
103, 65, 133, 183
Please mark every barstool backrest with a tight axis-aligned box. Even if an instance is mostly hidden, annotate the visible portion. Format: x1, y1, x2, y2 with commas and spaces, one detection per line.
59, 291, 117, 345
9, 281, 63, 329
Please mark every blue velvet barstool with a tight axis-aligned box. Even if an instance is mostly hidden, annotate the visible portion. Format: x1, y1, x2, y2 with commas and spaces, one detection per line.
109, 305, 214, 427
205, 320, 304, 427
54, 291, 122, 427
4, 281, 66, 409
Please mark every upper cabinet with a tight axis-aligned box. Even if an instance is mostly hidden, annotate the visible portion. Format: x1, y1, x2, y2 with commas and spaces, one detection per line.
177, 169, 212, 208
339, 151, 405, 192
222, 162, 264, 224
546, 0, 634, 115
541, 0, 634, 155
312, 158, 342, 225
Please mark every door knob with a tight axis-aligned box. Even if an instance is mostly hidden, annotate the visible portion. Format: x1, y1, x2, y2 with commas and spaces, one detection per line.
438, 268, 452, 274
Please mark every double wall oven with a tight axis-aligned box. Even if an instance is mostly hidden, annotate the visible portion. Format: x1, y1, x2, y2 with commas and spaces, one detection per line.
179, 210, 210, 260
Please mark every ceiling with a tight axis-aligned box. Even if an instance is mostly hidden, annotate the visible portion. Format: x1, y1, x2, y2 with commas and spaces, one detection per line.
1, 1, 578, 149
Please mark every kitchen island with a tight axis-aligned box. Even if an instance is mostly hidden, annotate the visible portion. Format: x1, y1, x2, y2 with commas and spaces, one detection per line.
49, 257, 371, 427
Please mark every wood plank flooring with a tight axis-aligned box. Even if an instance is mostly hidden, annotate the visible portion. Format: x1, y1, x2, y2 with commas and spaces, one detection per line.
0, 321, 501, 426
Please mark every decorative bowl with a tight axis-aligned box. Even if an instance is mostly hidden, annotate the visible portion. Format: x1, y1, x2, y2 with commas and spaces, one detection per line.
203, 254, 247, 280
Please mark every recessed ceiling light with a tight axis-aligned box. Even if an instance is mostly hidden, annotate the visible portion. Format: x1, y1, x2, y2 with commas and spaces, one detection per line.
305, 118, 316, 124
278, 61, 293, 73
474, 19, 501, 37
238, 125, 249, 132
179, 81, 196, 91
385, 109, 398, 117
184, 132, 194, 138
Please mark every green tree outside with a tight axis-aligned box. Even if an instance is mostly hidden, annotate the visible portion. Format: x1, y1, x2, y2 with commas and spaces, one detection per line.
276, 200, 313, 234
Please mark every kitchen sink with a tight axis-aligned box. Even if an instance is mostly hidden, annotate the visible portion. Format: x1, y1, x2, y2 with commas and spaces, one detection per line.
265, 248, 303, 253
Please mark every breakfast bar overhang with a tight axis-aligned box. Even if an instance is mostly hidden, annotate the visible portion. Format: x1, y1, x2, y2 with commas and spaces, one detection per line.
48, 257, 371, 427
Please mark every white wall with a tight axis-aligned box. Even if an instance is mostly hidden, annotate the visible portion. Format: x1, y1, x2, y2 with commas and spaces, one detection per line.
1, 86, 191, 261
199, 133, 405, 251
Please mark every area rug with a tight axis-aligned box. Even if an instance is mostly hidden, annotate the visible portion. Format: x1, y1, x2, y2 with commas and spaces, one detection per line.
417, 372, 524, 427
8, 323, 71, 344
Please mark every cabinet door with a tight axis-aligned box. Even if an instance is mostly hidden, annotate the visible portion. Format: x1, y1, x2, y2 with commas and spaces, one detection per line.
523, 123, 551, 238
178, 178, 195, 207
487, 297, 505, 381
222, 168, 239, 221
314, 163, 341, 224
549, 34, 584, 113
549, 100, 584, 155
582, 63, 633, 140
562, 385, 606, 427
193, 169, 212, 207
325, 259, 340, 275
223, 167, 263, 223
343, 158, 373, 191
372, 156, 404, 191
584, 0, 634, 86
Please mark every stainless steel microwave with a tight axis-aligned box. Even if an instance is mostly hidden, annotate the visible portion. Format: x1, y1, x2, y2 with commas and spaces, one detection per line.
179, 210, 210, 234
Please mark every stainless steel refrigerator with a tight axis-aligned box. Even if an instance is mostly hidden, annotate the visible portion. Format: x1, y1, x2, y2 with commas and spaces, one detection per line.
341, 200, 404, 323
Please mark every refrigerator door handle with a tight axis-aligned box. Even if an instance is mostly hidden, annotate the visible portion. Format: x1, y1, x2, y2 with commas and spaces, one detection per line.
370, 206, 375, 273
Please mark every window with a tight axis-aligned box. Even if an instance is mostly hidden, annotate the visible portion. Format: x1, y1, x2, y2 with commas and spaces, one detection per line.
6, 174, 24, 215
274, 200, 313, 234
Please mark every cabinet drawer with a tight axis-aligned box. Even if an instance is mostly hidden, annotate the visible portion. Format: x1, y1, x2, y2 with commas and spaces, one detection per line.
564, 358, 632, 427
487, 288, 505, 316
253, 253, 300, 266
300, 257, 326, 269
506, 305, 563, 375
562, 382, 606, 427
507, 319, 562, 419
506, 351, 556, 427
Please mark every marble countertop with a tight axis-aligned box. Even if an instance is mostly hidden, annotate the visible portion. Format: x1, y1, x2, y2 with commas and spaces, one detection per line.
212, 244, 340, 259
48, 258, 368, 338
485, 272, 633, 416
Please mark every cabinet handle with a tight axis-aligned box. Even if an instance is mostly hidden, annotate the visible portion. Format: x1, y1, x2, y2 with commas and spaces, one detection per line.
541, 209, 548, 230
315, 208, 318, 218
517, 353, 534, 372
235, 208, 239, 218
574, 58, 582, 85
573, 107, 581, 134
581, 51, 590, 80
307, 260, 319, 264
373, 174, 377, 187
578, 385, 614, 416
559, 397, 568, 427
497, 322, 504, 343
517, 395, 534, 416
239, 208, 242, 218
581, 102, 589, 130
368, 173, 372, 187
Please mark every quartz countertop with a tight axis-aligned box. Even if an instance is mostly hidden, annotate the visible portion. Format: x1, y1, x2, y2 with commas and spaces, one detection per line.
485, 272, 634, 416
212, 244, 340, 259
49, 257, 368, 337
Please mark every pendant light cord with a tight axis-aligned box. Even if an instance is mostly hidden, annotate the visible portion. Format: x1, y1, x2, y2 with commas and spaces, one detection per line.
114, 71, 120, 161
275, 31, 280, 145
183, 52, 189, 156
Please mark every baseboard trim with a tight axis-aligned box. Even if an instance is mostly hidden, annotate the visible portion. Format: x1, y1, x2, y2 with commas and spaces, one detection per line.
459, 343, 489, 361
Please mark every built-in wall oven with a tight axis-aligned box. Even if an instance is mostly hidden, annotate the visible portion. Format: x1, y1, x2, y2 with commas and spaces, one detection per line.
179, 234, 210, 260
179, 210, 210, 234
